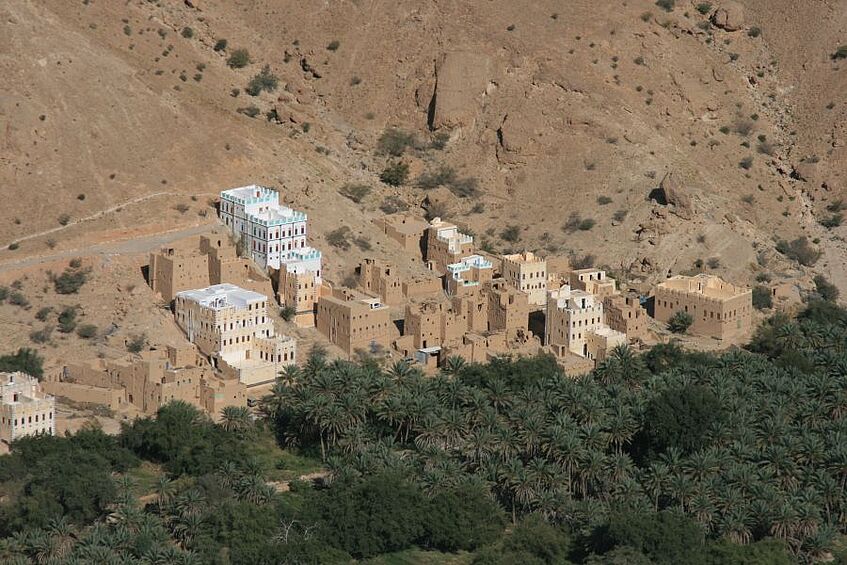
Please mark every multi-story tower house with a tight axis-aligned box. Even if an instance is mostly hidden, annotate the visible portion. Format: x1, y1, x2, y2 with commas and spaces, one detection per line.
653, 274, 752, 341
425, 218, 475, 274
175, 283, 296, 386
501, 252, 548, 306
0, 372, 55, 443
569, 268, 617, 298
546, 286, 625, 363
446, 255, 493, 297
219, 184, 322, 276
316, 288, 393, 356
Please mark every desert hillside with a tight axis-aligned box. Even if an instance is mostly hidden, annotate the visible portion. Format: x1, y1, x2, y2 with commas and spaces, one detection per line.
1, 0, 845, 289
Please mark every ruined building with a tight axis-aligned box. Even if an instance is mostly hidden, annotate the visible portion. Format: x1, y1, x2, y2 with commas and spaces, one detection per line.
0, 373, 55, 443
45, 346, 246, 421
373, 213, 429, 255
653, 274, 752, 341
148, 231, 274, 303
356, 258, 441, 306
175, 284, 296, 386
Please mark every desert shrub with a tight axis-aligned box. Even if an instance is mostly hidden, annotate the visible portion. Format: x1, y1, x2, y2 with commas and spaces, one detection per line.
380, 162, 409, 187
748, 26, 761, 38
734, 119, 754, 136
30, 327, 53, 344
0, 287, 7, 302
214, 38, 228, 51
424, 202, 448, 222
739, 156, 753, 170
775, 237, 821, 266
35, 307, 52, 322
707, 257, 720, 269
127, 334, 146, 354
76, 324, 98, 339
417, 165, 478, 197
668, 311, 693, 333
578, 218, 596, 231
236, 105, 261, 118
327, 40, 340, 51
755, 272, 772, 283
741, 194, 755, 204
181, 27, 193, 38
54, 262, 91, 294
58, 214, 71, 226
813, 275, 839, 302
246, 65, 278, 96
123, 25, 132, 36
820, 213, 843, 229
431, 132, 450, 150
613, 209, 628, 222
8, 242, 19, 250
280, 305, 296, 322
175, 203, 190, 214
752, 286, 773, 310
695, 2, 712, 14
354, 236, 371, 251
655, 0, 675, 12
379, 196, 408, 214
597, 195, 613, 205
9, 291, 29, 307
339, 183, 371, 203
833, 45, 847, 60
326, 227, 352, 250
757, 141, 776, 156
501, 225, 521, 243
227, 48, 251, 69
563, 212, 582, 233
640, 11, 653, 22
470, 202, 485, 214
826, 199, 845, 213
571, 254, 596, 269
58, 307, 78, 333
377, 129, 417, 157
634, 56, 645, 65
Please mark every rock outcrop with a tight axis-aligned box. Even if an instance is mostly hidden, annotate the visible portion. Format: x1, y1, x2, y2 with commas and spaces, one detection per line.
658, 171, 695, 219
712, 2, 744, 31
430, 51, 491, 131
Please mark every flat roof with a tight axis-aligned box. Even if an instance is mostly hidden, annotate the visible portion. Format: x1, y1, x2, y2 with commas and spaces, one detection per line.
221, 185, 278, 202
177, 283, 268, 310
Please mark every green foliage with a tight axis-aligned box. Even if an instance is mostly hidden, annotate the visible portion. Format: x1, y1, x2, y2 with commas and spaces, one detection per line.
181, 26, 194, 38
813, 274, 839, 302
53, 261, 91, 294
0, 348, 44, 378
280, 305, 297, 322
501, 225, 521, 243
57, 306, 78, 333
748, 26, 762, 38
655, 0, 675, 12
35, 306, 51, 321
593, 510, 705, 564
638, 385, 722, 457
126, 333, 146, 353
380, 195, 408, 214
775, 237, 821, 266
120, 401, 248, 476
752, 285, 773, 310
327, 40, 341, 51
326, 226, 352, 250
76, 323, 98, 339
237, 104, 261, 118
245, 64, 279, 96
416, 165, 479, 197
380, 162, 410, 186
426, 486, 506, 551
339, 183, 371, 203
821, 212, 843, 228
214, 38, 228, 51
377, 128, 417, 157
597, 195, 613, 205
667, 310, 693, 333
227, 48, 252, 68
833, 45, 847, 60
695, 2, 712, 15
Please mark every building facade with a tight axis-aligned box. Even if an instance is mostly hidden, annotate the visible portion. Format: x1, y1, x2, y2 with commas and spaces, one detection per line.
316, 290, 393, 355
0, 373, 55, 443
373, 213, 429, 255
446, 255, 493, 297
546, 286, 626, 362
425, 218, 475, 274
603, 294, 649, 343
174, 283, 296, 386
501, 252, 548, 306
569, 268, 617, 298
653, 274, 752, 341
219, 186, 323, 287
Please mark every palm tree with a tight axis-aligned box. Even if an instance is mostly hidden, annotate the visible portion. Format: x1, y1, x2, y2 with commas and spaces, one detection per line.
441, 355, 466, 376
220, 405, 252, 435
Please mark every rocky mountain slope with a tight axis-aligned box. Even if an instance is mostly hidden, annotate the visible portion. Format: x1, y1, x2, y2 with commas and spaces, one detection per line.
1, 0, 845, 292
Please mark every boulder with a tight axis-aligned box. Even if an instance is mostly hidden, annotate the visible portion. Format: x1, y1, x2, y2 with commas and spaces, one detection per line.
712, 2, 744, 31
659, 171, 694, 219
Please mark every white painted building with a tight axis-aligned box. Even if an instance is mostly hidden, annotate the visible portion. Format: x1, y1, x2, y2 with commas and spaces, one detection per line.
0, 372, 55, 443
175, 283, 296, 386
219, 185, 322, 280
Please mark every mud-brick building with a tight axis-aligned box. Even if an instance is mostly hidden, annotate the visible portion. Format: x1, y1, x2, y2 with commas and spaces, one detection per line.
653, 274, 752, 341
